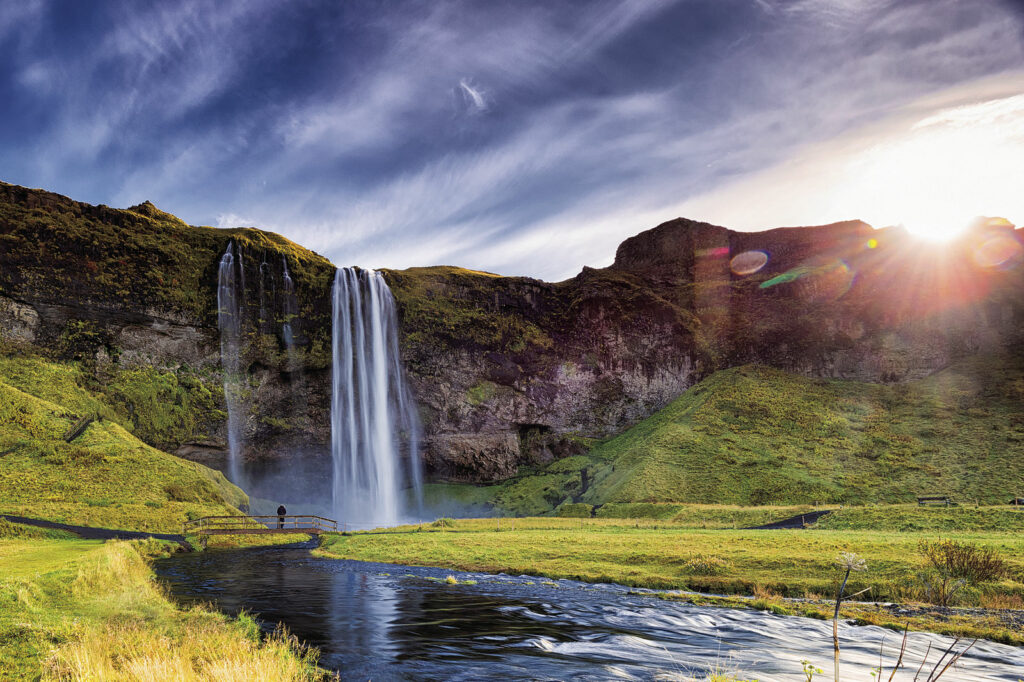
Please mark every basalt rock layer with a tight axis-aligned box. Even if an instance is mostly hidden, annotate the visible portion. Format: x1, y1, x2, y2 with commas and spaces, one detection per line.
1, 181, 1022, 485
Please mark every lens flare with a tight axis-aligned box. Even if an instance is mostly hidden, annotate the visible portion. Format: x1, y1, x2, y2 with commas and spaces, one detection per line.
730, 250, 769, 276
697, 246, 730, 258
973, 234, 1023, 269
759, 260, 854, 301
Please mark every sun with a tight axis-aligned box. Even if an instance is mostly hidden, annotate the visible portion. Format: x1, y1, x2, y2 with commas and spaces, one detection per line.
891, 212, 972, 243
843, 94, 1024, 242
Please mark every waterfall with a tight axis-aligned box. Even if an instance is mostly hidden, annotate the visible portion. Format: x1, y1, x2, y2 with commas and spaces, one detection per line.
217, 241, 245, 485
331, 267, 422, 527
281, 256, 297, 368
258, 257, 273, 334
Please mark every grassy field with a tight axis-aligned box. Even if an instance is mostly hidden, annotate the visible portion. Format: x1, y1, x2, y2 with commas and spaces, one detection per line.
0, 530, 329, 680
815, 504, 1024, 532
316, 514, 1024, 644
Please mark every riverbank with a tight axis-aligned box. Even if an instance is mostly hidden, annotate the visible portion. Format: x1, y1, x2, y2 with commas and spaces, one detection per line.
315, 516, 1024, 645
0, 531, 330, 680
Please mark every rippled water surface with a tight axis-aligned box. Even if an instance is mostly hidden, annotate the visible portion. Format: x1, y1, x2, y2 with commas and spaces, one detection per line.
155, 544, 1024, 681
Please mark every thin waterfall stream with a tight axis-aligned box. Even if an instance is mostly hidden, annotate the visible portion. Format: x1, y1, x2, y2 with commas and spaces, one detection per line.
216, 241, 244, 485
281, 255, 298, 370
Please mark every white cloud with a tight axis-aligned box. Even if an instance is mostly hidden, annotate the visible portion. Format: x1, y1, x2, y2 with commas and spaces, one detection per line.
0, 0, 46, 44
216, 212, 256, 229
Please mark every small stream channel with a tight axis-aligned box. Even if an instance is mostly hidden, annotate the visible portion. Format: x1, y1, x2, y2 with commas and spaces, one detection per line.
154, 543, 1024, 681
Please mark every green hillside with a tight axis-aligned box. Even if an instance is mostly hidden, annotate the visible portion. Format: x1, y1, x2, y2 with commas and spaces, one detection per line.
0, 354, 246, 532
584, 354, 1024, 505
440, 353, 1024, 514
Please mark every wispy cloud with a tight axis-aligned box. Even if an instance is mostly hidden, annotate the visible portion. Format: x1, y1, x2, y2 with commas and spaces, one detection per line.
0, 0, 1021, 279
457, 79, 488, 114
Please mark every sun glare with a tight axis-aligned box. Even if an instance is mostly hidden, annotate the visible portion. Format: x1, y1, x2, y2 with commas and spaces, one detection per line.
844, 94, 1024, 242
681, 89, 1024, 239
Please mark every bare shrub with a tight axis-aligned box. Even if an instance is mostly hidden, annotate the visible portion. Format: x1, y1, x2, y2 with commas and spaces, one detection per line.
918, 539, 1008, 607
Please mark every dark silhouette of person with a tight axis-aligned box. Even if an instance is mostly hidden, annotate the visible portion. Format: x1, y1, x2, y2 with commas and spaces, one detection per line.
277, 504, 286, 529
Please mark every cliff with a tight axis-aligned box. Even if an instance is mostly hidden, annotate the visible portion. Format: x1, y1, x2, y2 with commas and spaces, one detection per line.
1, 182, 1022, 489
388, 217, 1023, 482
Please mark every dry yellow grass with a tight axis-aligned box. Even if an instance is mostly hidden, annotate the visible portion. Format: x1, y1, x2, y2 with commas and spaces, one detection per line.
1, 539, 330, 681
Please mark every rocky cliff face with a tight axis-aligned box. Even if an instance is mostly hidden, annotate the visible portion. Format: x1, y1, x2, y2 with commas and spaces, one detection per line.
2, 182, 1022, 485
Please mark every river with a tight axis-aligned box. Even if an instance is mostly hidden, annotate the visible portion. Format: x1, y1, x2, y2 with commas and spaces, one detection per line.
154, 543, 1024, 681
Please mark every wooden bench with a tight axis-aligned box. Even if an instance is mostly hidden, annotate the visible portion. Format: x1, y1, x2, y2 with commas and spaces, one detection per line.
917, 495, 951, 506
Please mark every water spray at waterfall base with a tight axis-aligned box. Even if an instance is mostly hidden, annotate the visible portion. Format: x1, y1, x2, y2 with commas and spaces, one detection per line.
331, 267, 423, 528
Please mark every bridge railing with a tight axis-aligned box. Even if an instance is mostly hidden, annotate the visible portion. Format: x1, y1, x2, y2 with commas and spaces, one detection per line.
183, 515, 339, 535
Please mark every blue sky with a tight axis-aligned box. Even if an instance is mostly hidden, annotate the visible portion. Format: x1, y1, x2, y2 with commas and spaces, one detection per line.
2, 0, 1022, 279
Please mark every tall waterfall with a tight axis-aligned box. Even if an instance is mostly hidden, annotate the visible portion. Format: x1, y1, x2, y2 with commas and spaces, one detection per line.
217, 241, 244, 485
331, 267, 422, 527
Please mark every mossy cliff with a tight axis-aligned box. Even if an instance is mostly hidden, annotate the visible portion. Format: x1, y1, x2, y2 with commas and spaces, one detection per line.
0, 181, 335, 472
1, 181, 1022, 495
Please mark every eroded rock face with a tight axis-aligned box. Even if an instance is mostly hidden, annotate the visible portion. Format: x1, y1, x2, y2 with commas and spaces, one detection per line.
0, 295, 39, 343
2, 183, 1022, 485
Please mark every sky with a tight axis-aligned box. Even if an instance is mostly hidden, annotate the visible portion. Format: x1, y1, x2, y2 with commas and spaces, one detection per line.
1, 0, 1022, 280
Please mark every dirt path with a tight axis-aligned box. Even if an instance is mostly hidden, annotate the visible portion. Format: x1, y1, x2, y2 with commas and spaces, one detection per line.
745, 509, 832, 529
1, 514, 190, 547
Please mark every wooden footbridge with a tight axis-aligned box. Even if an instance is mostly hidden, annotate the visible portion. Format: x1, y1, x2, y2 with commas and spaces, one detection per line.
183, 515, 339, 536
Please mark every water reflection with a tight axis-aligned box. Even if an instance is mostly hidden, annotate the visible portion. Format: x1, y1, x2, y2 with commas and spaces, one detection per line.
155, 544, 1024, 681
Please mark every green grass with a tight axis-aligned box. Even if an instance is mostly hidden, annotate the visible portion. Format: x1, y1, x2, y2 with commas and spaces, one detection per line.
0, 518, 76, 540
316, 517, 1024, 644
419, 482, 500, 516
582, 355, 1024, 506
813, 504, 1024, 532
318, 517, 1024, 599
0, 351, 225, 453
0, 372, 246, 533
0, 538, 327, 680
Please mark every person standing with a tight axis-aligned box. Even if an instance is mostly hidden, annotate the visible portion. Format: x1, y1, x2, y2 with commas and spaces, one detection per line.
277, 504, 286, 529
